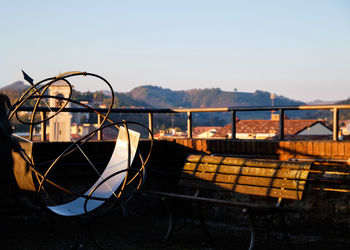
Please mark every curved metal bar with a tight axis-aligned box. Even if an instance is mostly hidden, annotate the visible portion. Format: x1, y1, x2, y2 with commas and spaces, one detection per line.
9, 71, 115, 138
83, 167, 143, 216
46, 126, 139, 216
163, 198, 174, 241
9, 71, 154, 218
13, 120, 152, 203
10, 78, 72, 125
246, 211, 256, 250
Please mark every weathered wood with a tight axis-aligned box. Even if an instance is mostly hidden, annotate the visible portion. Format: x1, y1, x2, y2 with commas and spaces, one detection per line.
187, 154, 312, 170
183, 163, 310, 180
181, 170, 307, 190
178, 154, 311, 200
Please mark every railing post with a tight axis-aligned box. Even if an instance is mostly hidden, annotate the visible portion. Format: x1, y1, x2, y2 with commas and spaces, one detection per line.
333, 108, 339, 141
40, 111, 46, 141
97, 114, 103, 141
148, 112, 154, 139
278, 109, 284, 140
231, 110, 236, 140
187, 111, 192, 138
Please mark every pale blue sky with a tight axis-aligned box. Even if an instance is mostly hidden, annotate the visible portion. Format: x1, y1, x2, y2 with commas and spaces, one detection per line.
1, 0, 349, 102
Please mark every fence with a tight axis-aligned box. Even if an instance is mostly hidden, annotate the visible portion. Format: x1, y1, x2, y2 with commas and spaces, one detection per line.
17, 104, 350, 141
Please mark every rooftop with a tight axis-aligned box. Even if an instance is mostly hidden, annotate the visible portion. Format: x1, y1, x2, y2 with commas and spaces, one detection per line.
214, 119, 330, 137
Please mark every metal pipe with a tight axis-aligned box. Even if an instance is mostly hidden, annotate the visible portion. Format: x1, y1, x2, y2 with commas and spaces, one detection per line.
333, 108, 339, 141
17, 104, 350, 114
97, 114, 103, 141
40, 111, 46, 141
231, 110, 236, 140
278, 109, 284, 140
289, 157, 350, 165
16, 103, 350, 142
187, 111, 192, 138
148, 112, 154, 139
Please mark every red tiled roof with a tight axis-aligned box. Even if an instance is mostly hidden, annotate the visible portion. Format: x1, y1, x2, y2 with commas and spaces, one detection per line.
193, 126, 222, 133
213, 120, 330, 137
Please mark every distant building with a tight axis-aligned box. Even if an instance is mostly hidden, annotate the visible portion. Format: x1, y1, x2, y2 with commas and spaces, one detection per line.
70, 123, 92, 138
213, 115, 332, 140
340, 120, 350, 135
153, 127, 222, 139
48, 80, 72, 142
193, 126, 222, 138
154, 129, 187, 139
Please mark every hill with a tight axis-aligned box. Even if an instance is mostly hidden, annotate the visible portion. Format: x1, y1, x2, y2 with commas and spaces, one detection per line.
128, 85, 304, 108
126, 85, 310, 128
0, 81, 29, 103
0, 81, 308, 110
307, 99, 339, 105
0, 81, 28, 92
2, 81, 344, 130
128, 85, 186, 108
306, 97, 350, 126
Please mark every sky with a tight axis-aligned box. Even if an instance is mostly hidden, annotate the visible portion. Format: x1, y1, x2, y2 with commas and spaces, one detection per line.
1, 0, 349, 102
